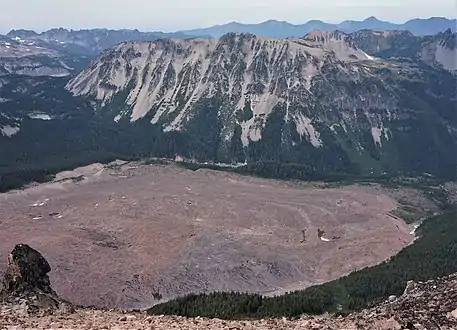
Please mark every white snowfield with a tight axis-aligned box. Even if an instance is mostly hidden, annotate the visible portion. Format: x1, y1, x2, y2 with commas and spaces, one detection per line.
0, 125, 20, 137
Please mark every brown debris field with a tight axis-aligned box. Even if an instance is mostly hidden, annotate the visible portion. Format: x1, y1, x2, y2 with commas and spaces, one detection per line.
0, 162, 414, 309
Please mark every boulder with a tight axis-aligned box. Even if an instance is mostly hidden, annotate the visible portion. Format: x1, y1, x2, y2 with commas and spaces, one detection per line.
403, 280, 417, 296
0, 244, 73, 314
1, 244, 55, 297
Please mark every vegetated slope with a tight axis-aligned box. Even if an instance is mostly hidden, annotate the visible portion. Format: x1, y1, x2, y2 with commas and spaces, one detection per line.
180, 16, 457, 38
149, 209, 457, 319
0, 74, 185, 192
67, 31, 457, 179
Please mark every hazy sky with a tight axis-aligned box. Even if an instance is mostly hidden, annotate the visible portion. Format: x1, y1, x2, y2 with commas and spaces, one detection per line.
1, 0, 455, 33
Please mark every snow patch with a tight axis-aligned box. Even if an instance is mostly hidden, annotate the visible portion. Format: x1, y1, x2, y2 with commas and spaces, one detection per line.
410, 223, 421, 235
303, 62, 318, 91
31, 198, 50, 207
1, 125, 20, 137
224, 131, 233, 142
371, 126, 390, 147
362, 51, 376, 61
383, 127, 391, 141
371, 127, 382, 147
29, 113, 52, 120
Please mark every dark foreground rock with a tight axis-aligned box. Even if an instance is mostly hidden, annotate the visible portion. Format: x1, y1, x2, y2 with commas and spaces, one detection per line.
0, 244, 74, 315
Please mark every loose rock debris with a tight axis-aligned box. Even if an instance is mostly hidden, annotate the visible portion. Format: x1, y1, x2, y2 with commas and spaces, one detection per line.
1, 244, 456, 330
0, 162, 416, 308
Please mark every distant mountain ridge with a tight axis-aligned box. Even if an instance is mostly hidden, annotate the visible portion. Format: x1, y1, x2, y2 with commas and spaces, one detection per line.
6, 28, 188, 55
0, 28, 188, 76
0, 33, 91, 76
349, 28, 457, 71
180, 16, 457, 38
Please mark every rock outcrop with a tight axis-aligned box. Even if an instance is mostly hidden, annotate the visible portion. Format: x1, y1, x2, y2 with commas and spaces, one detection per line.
1, 244, 53, 295
0, 244, 73, 315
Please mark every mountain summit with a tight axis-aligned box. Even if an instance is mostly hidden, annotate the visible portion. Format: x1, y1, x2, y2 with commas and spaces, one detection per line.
66, 31, 457, 178
67, 32, 376, 137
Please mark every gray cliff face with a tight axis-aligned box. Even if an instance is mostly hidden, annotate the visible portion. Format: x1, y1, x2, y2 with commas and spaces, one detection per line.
65, 31, 457, 177
67, 32, 393, 144
66, 31, 457, 178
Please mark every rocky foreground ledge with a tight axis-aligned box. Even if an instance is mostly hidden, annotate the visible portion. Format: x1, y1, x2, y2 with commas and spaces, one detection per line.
0, 245, 456, 330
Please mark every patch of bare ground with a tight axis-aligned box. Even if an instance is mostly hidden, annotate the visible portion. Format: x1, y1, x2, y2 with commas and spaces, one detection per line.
0, 162, 416, 309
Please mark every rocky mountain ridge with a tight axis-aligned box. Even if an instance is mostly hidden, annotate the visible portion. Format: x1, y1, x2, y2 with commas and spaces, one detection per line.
0, 34, 89, 76
67, 31, 378, 125
0, 28, 187, 77
1, 21, 454, 77
350, 28, 457, 71
65, 30, 457, 178
1, 244, 456, 329
6, 28, 189, 56
0, 29, 456, 188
